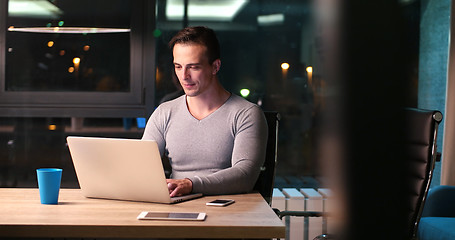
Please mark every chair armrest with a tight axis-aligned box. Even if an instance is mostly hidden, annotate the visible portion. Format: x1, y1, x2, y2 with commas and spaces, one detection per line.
272, 208, 335, 239
436, 152, 441, 162
273, 208, 325, 219
422, 185, 455, 217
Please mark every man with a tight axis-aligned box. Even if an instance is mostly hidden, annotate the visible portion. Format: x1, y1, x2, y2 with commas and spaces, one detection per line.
142, 26, 268, 197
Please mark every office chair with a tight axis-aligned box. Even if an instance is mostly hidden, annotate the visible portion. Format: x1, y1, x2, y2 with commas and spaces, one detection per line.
417, 185, 455, 239
274, 108, 442, 240
253, 111, 280, 205
404, 108, 442, 239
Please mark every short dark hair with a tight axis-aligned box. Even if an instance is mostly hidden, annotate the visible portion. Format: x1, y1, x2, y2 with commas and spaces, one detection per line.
169, 26, 220, 64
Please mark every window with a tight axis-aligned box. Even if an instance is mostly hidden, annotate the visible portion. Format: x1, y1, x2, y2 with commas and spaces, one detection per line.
0, 0, 427, 187
0, 0, 155, 117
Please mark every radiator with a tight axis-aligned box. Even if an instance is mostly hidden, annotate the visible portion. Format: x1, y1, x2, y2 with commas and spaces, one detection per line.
272, 188, 333, 240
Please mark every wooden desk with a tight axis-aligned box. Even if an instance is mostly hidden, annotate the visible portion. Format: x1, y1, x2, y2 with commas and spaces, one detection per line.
0, 188, 285, 239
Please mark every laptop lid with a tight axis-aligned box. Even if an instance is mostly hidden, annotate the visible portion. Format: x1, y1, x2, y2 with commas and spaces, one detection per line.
66, 136, 202, 204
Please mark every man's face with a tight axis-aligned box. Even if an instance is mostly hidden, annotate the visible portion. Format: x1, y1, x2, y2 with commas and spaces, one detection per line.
173, 43, 219, 97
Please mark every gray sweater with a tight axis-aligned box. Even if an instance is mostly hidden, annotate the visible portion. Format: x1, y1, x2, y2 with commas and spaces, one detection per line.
142, 94, 268, 195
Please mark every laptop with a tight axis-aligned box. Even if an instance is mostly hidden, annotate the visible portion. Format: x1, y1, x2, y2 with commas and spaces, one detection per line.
66, 136, 203, 204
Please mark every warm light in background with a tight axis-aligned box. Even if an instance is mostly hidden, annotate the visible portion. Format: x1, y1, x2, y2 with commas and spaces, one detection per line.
73, 57, 80, 64
306, 66, 313, 84
47, 41, 54, 47
48, 125, 57, 131
83, 45, 90, 51
68, 67, 74, 73
281, 62, 290, 70
240, 88, 250, 98
59, 50, 65, 56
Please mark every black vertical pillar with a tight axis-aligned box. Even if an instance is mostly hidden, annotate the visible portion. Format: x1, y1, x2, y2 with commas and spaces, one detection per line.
340, 0, 411, 239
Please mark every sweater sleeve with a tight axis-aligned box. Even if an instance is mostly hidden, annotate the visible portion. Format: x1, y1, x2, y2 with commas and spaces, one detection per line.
141, 106, 167, 157
189, 105, 268, 195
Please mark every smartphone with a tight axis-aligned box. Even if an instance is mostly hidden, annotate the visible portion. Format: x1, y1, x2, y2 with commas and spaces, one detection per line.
137, 212, 206, 221
206, 199, 235, 207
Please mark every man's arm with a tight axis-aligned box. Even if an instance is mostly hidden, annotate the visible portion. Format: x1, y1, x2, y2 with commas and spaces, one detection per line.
143, 109, 188, 197
142, 106, 167, 156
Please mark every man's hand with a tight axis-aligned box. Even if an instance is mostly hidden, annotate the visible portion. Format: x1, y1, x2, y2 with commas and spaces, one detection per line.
166, 178, 193, 197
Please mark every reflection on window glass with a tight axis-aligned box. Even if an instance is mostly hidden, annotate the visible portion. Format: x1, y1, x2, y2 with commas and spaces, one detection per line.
6, 0, 131, 92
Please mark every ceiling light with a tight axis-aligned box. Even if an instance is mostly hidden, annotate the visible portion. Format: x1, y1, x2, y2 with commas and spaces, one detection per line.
8, 27, 131, 34
258, 13, 285, 26
8, 0, 63, 19
166, 0, 249, 21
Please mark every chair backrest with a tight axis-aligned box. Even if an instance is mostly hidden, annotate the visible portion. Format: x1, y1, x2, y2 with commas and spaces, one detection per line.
405, 108, 442, 239
253, 111, 280, 205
